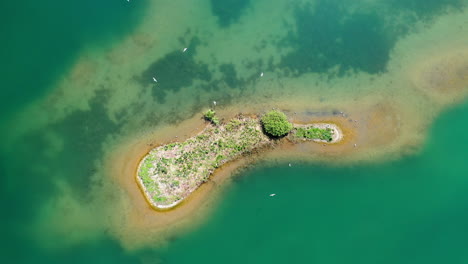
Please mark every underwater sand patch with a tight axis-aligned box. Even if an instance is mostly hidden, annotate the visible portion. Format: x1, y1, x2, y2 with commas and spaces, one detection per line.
132, 32, 156, 49
411, 50, 468, 102
69, 58, 97, 85
364, 103, 400, 146
105, 32, 158, 65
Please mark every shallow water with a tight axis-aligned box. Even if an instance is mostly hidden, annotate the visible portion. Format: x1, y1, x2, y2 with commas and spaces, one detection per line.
1, 0, 468, 263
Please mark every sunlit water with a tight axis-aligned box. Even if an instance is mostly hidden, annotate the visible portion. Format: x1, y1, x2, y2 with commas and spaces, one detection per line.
1, 0, 467, 263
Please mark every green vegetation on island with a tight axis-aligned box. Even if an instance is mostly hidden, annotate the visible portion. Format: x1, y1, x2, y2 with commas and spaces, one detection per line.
138, 115, 271, 208
261, 110, 293, 137
203, 109, 220, 125
137, 110, 341, 209
295, 126, 334, 142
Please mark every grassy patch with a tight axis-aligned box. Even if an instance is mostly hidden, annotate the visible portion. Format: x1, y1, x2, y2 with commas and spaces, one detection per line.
137, 116, 271, 207
225, 119, 241, 131
295, 127, 333, 142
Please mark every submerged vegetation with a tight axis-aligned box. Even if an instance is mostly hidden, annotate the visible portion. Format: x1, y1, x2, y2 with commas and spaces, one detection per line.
137, 110, 341, 209
261, 110, 293, 137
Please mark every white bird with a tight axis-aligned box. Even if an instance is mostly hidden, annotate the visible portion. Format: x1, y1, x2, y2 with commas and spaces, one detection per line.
354, 143, 357, 147
183, 48, 188, 52
213, 101, 217, 106
269, 193, 276, 197
260, 72, 264, 77
288, 163, 292, 167
152, 77, 158, 82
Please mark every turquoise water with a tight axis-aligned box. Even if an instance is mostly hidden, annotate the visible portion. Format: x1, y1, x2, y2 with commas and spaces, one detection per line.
1, 0, 468, 263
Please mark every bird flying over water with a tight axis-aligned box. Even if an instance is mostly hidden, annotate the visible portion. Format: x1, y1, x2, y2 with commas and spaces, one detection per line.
152, 77, 158, 82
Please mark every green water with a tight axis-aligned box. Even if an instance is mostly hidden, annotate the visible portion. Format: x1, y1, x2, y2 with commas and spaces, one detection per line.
0, 0, 147, 120
1, 0, 468, 263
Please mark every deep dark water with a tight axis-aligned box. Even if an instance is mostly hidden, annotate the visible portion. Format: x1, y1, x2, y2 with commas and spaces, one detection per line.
280, 1, 395, 75
0, 0, 148, 120
390, 0, 465, 18
210, 0, 251, 27
278, 0, 466, 76
139, 38, 211, 103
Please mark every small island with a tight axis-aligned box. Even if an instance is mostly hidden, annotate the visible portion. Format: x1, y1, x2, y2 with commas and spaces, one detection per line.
137, 110, 342, 209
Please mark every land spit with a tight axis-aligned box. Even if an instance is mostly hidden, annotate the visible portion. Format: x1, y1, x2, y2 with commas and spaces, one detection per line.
137, 113, 342, 210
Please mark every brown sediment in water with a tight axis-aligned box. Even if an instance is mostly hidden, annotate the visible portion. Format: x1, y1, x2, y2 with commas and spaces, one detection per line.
106, 32, 158, 65
70, 59, 97, 84
410, 49, 468, 104
362, 103, 401, 146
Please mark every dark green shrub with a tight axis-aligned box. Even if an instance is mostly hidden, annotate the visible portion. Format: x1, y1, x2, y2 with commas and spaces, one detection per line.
204, 109, 215, 119
261, 110, 292, 137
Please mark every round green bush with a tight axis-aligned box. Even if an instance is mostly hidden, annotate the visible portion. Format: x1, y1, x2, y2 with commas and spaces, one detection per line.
261, 110, 293, 137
